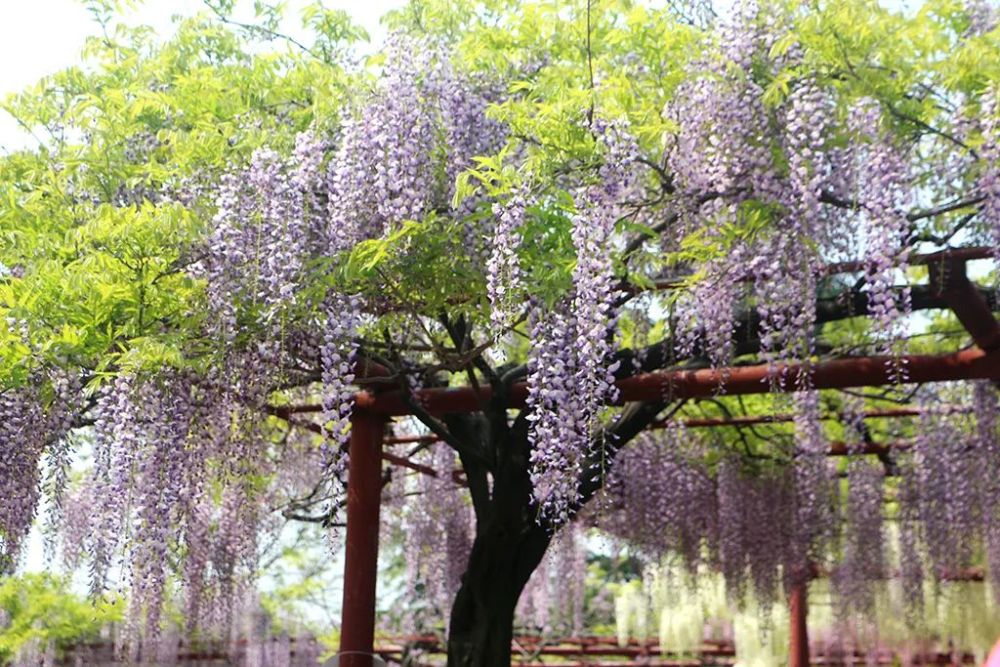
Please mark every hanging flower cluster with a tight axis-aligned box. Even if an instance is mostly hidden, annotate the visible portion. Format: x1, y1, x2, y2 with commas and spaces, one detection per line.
594, 386, 1000, 623
526, 303, 586, 523
86, 375, 141, 597
328, 38, 437, 240
570, 120, 637, 424
665, 7, 843, 377
848, 100, 913, 374
65, 371, 284, 655
319, 292, 363, 512
751, 236, 817, 388
0, 372, 78, 570
674, 248, 742, 373
599, 426, 801, 609
667, 4, 775, 202
979, 85, 1000, 270
751, 79, 835, 384
487, 191, 528, 334
40, 372, 81, 559
894, 383, 1000, 600
913, 398, 977, 573
515, 520, 588, 635
664, 7, 772, 376
791, 390, 837, 570
200, 133, 327, 337
601, 425, 717, 569
394, 443, 474, 631
965, 0, 998, 35
319, 36, 509, 470
524, 122, 637, 524
327, 35, 506, 250
126, 376, 197, 641
830, 396, 886, 618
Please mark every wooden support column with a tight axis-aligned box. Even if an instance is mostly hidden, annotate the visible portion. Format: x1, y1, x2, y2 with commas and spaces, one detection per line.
789, 580, 810, 667
339, 409, 386, 667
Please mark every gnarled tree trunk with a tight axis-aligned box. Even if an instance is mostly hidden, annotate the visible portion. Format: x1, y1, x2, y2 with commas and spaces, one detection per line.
441, 401, 666, 666
445, 513, 550, 666
444, 412, 550, 666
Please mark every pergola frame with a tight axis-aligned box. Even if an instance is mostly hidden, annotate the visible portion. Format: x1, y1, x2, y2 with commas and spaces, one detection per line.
331, 247, 1000, 667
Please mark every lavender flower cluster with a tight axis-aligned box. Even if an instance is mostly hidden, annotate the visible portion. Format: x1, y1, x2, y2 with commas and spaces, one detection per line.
327, 34, 505, 252
601, 425, 718, 570
200, 133, 327, 338
396, 443, 474, 630
0, 372, 78, 571
833, 399, 885, 619
849, 100, 913, 376
979, 86, 1000, 273
67, 371, 277, 655
600, 430, 801, 610
319, 292, 363, 512
791, 390, 837, 569
570, 121, 637, 423
526, 304, 587, 524
189, 34, 509, 556
895, 383, 1000, 602
487, 191, 527, 335
665, 7, 835, 380
674, 250, 741, 373
524, 121, 637, 524
662, 3, 920, 387
515, 520, 588, 635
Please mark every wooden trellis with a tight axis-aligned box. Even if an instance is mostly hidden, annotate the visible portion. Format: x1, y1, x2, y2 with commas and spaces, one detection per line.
331, 248, 1000, 667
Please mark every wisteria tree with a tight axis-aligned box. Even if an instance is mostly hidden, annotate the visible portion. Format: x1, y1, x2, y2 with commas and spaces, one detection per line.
3, 0, 1000, 664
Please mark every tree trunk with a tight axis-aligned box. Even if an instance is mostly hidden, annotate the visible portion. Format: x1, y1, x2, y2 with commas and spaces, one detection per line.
444, 503, 550, 667
440, 398, 666, 666
444, 415, 551, 667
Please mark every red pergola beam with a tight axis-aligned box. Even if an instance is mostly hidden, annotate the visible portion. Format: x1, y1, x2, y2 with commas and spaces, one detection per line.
278, 406, 941, 437
357, 348, 1000, 417
391, 438, 908, 460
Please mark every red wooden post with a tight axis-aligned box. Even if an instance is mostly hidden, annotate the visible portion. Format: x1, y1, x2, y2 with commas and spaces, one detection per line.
339, 409, 386, 667
789, 580, 810, 667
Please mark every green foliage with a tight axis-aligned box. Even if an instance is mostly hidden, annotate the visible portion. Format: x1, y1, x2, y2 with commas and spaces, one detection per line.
2, 0, 999, 393
0, 573, 122, 661
0, 1, 357, 389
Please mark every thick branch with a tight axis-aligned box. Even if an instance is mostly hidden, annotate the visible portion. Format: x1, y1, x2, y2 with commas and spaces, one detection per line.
497, 281, 997, 391
403, 391, 493, 471
442, 413, 493, 522
575, 400, 674, 509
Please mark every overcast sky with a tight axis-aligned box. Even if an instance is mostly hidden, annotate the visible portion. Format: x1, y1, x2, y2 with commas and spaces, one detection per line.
0, 0, 405, 152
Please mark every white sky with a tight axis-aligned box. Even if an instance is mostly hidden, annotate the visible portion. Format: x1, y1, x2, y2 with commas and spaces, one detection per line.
0, 0, 405, 152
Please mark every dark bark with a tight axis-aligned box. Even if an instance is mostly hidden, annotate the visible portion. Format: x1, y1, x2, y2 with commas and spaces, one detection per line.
442, 402, 669, 666
444, 414, 550, 667
444, 485, 550, 666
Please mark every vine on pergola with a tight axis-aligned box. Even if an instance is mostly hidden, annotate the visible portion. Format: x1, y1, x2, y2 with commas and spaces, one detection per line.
2, 0, 1000, 661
